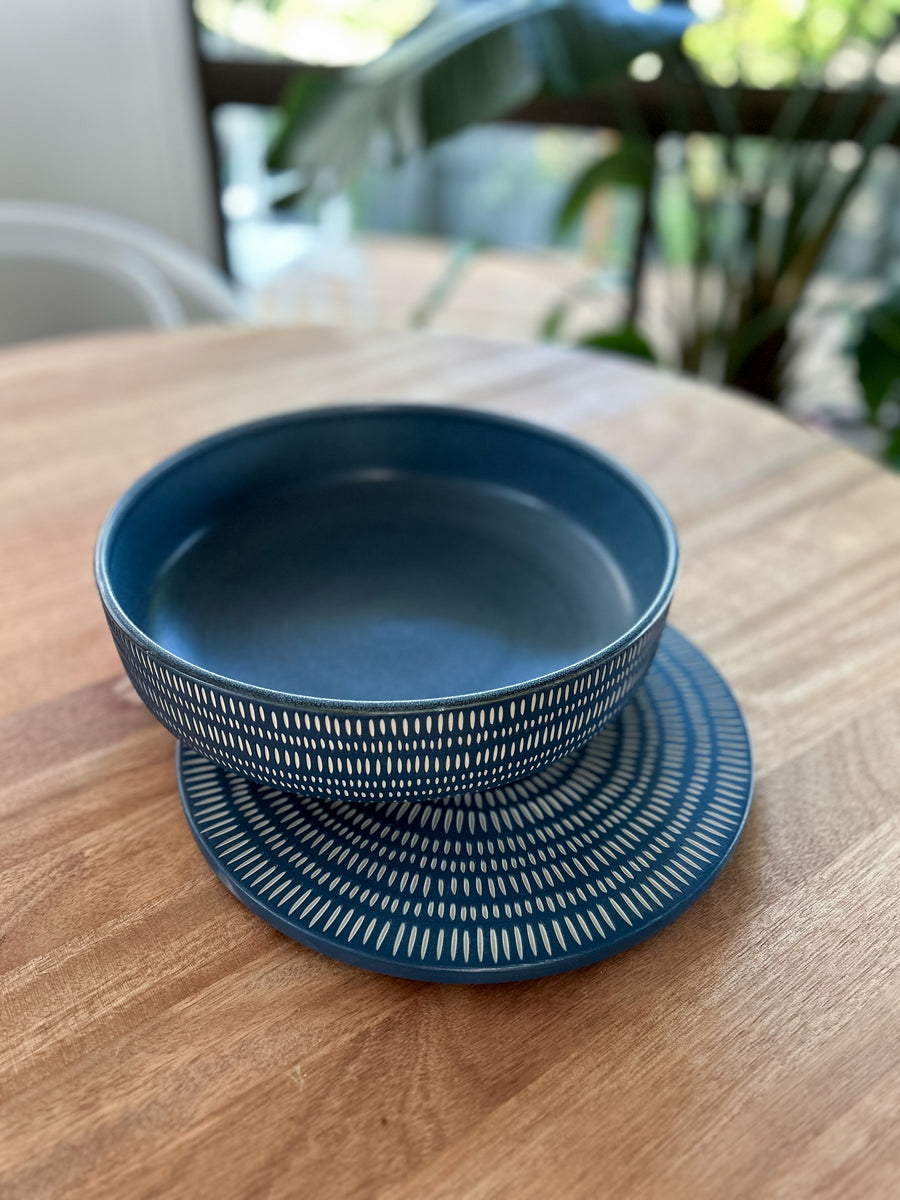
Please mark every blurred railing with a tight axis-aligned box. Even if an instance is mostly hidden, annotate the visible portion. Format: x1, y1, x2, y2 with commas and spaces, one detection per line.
197, 58, 900, 146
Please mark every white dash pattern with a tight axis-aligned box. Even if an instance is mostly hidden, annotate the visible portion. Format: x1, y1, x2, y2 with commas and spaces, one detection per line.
178, 629, 752, 982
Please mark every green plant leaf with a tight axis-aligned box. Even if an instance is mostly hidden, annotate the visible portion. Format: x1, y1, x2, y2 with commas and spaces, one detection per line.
268, 72, 345, 172
525, 0, 696, 96
851, 289, 900, 424
554, 139, 655, 237
541, 300, 569, 340
578, 326, 656, 361
268, 0, 694, 193
419, 24, 543, 144
775, 92, 900, 311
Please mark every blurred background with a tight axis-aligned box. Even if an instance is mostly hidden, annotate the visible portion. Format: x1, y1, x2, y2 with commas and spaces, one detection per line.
2, 0, 900, 465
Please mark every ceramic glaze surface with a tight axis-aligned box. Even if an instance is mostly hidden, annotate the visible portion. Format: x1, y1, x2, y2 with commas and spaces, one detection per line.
148, 475, 636, 701
98, 405, 677, 801
178, 628, 752, 982
110, 615, 665, 802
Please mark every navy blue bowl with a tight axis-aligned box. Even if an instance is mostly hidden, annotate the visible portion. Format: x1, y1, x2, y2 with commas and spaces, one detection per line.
96, 404, 677, 803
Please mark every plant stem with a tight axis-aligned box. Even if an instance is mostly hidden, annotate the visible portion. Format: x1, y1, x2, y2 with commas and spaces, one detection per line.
410, 237, 480, 328
626, 152, 656, 328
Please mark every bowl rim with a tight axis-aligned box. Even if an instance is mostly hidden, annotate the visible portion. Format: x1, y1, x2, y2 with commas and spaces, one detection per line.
95, 402, 679, 714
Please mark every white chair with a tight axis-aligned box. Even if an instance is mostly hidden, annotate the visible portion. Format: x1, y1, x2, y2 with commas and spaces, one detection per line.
0, 201, 246, 330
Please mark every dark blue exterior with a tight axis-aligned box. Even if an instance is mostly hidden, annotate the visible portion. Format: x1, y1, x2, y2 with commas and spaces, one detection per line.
97, 404, 678, 803
177, 628, 753, 983
109, 608, 667, 801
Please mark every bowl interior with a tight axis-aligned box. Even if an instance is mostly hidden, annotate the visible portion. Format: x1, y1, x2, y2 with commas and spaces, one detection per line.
102, 407, 674, 703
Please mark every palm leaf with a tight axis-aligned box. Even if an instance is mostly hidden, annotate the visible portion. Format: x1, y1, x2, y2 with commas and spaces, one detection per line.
851, 290, 900, 424
541, 299, 569, 340
775, 92, 900, 311
268, 0, 694, 191
554, 139, 655, 237
579, 325, 656, 361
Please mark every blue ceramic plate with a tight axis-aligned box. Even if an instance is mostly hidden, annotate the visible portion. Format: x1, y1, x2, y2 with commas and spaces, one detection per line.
97, 405, 678, 803
177, 628, 752, 983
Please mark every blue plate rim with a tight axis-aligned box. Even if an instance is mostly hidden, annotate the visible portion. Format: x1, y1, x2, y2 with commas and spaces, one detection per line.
175, 627, 754, 984
96, 402, 679, 715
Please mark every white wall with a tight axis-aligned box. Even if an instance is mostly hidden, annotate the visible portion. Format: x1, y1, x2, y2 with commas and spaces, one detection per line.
0, 0, 221, 342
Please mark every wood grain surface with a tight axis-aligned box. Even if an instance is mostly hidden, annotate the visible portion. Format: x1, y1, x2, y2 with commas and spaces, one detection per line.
1, 325, 898, 1199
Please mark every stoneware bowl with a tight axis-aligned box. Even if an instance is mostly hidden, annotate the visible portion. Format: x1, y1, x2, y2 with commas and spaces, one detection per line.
95, 404, 678, 803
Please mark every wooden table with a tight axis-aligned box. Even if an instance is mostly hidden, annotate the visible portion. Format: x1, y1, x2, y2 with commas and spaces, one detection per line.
2, 326, 898, 1199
